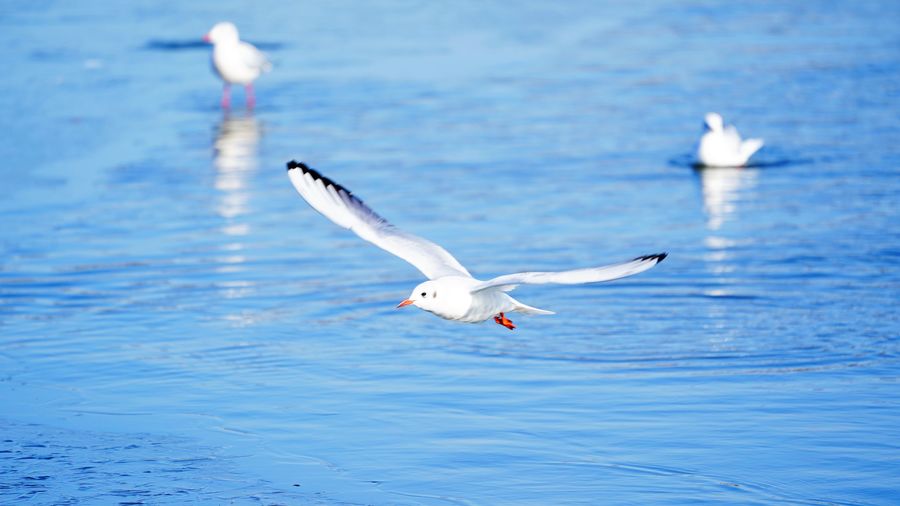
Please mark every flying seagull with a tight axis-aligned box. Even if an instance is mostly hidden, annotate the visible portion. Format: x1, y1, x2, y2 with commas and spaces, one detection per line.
203, 22, 271, 109
286, 161, 666, 329
697, 112, 764, 167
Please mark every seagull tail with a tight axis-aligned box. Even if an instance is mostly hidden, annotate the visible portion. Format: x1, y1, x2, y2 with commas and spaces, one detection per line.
512, 298, 555, 316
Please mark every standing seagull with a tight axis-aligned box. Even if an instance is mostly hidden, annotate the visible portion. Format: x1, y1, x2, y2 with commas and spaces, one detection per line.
203, 22, 271, 109
286, 161, 666, 330
697, 112, 764, 167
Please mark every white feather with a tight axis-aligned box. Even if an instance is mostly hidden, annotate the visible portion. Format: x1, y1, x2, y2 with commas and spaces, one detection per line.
698, 112, 764, 167
286, 162, 471, 280
470, 254, 667, 293
286, 162, 667, 325
206, 22, 270, 85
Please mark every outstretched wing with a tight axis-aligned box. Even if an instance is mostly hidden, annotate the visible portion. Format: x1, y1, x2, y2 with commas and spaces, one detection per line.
286, 161, 471, 280
471, 253, 666, 293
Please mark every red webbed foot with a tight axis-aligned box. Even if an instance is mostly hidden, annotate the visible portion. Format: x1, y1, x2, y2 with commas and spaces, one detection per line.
493, 312, 516, 330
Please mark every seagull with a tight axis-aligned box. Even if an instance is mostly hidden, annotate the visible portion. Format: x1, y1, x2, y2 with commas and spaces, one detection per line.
286, 161, 666, 330
203, 22, 271, 109
697, 112, 764, 167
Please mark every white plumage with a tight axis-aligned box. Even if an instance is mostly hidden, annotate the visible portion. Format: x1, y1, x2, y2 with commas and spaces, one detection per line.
286, 161, 666, 329
697, 112, 764, 167
204, 22, 271, 109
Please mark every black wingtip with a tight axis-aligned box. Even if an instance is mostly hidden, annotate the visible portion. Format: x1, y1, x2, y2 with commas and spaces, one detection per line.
285, 160, 355, 199
635, 253, 667, 263
286, 160, 308, 172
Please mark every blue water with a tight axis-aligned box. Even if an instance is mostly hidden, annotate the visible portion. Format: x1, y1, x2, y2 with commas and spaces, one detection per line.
2, 1, 900, 504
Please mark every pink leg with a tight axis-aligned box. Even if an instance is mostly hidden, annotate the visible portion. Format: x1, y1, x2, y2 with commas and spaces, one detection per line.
221, 84, 232, 109
245, 83, 255, 110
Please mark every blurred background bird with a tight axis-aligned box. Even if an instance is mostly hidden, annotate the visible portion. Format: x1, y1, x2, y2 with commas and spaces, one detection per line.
203, 21, 271, 109
697, 112, 764, 167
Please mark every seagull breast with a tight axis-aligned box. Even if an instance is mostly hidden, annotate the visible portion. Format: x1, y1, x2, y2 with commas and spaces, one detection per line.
212, 43, 264, 85
415, 277, 476, 321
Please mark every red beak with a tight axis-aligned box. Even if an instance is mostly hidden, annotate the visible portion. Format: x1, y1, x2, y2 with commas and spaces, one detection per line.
202, 34, 211, 43
396, 299, 414, 308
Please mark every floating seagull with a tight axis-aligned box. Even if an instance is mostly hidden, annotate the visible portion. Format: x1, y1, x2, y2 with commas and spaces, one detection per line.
697, 112, 764, 167
286, 161, 666, 330
203, 22, 271, 109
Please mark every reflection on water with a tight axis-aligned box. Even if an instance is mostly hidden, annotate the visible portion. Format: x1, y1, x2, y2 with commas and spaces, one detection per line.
696, 167, 758, 302
696, 167, 758, 231
214, 114, 261, 228
213, 114, 261, 296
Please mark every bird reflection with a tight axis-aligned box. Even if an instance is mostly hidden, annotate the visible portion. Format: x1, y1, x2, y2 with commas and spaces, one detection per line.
214, 113, 261, 231
213, 114, 261, 296
696, 166, 759, 302
696, 166, 758, 231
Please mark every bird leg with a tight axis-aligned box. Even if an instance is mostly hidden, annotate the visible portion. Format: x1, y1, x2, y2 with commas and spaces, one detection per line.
221, 84, 232, 109
245, 84, 255, 109
493, 312, 516, 330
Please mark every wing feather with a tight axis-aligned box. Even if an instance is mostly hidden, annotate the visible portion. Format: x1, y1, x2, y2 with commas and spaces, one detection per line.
239, 41, 271, 72
471, 254, 666, 293
286, 161, 471, 280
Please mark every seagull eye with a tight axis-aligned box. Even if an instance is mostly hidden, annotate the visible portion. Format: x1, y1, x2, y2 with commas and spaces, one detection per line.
421, 292, 427, 297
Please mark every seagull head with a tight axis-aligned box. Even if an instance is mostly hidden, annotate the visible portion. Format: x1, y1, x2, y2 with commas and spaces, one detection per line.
704, 112, 724, 132
204, 22, 239, 45
397, 280, 441, 311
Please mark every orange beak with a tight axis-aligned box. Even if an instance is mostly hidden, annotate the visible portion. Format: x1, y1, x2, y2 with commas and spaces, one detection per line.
396, 299, 414, 308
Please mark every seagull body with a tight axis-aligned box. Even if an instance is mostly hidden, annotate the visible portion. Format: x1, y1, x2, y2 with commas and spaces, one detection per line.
400, 275, 553, 325
203, 22, 271, 109
286, 161, 666, 329
697, 112, 764, 167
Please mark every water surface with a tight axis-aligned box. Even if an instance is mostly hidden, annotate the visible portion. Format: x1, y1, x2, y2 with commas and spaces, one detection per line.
2, 1, 899, 504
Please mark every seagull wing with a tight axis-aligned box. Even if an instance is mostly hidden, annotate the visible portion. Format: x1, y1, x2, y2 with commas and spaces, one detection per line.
740, 138, 765, 161
722, 125, 743, 150
240, 41, 271, 72
286, 161, 472, 280
471, 253, 666, 293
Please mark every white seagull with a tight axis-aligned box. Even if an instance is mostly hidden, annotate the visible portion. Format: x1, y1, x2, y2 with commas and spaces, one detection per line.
203, 22, 271, 109
286, 161, 666, 330
697, 112, 764, 167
